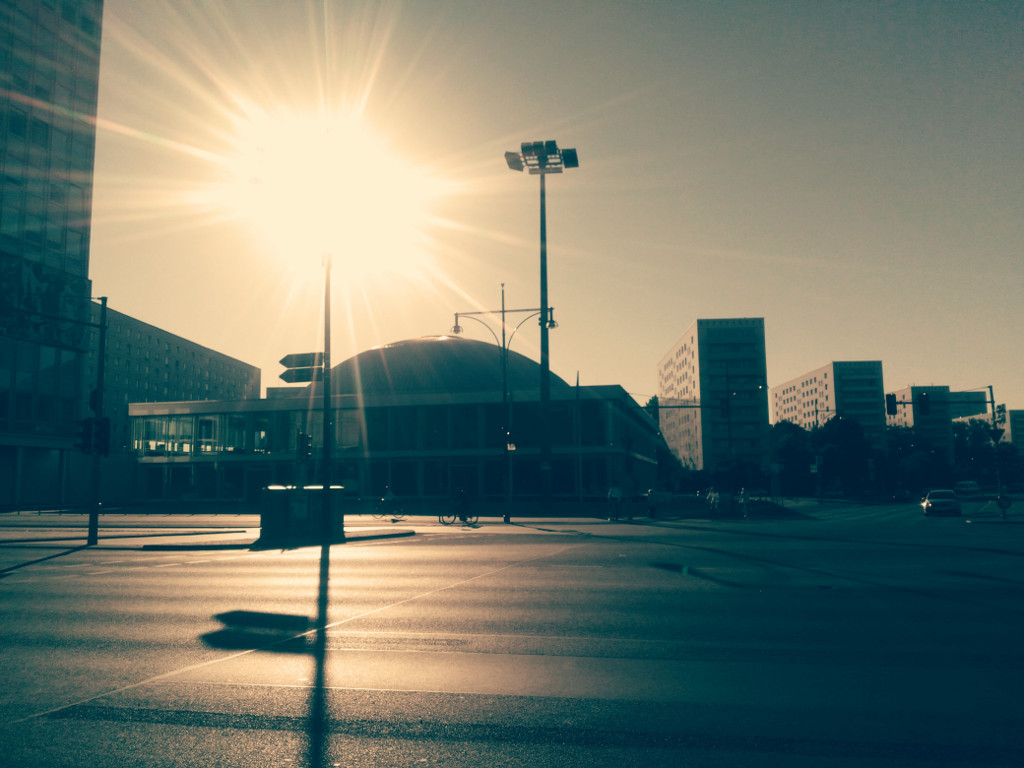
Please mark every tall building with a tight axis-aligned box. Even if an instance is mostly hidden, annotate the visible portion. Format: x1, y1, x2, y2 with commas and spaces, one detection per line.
0, 1, 105, 507
83, 304, 261, 456
886, 386, 988, 465
770, 361, 885, 451
658, 318, 769, 479
1006, 410, 1022, 445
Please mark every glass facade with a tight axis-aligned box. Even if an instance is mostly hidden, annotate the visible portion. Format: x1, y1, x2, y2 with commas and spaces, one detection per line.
130, 388, 663, 504
0, 0, 104, 506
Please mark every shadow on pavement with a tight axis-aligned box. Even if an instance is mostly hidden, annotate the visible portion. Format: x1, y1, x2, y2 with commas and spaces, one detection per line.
200, 610, 314, 653
250, 529, 415, 551
0, 544, 90, 577
142, 527, 416, 551
198, 530, 367, 765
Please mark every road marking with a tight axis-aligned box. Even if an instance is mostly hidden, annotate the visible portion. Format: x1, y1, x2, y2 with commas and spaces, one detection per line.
14, 541, 583, 724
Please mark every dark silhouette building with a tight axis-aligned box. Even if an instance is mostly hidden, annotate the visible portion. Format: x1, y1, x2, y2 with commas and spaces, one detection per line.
0, 0, 105, 507
131, 336, 663, 505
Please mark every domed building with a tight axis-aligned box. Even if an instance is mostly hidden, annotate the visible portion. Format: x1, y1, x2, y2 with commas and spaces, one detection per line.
130, 336, 664, 509
328, 336, 575, 398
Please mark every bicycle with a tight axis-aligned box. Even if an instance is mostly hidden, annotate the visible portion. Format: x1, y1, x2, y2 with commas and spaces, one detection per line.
372, 496, 405, 521
439, 511, 478, 526
440, 487, 477, 525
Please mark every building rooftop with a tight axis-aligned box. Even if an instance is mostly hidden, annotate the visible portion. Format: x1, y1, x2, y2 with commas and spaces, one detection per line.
328, 336, 573, 397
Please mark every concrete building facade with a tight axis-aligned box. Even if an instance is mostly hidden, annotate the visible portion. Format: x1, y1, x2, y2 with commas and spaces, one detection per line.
83, 304, 261, 455
886, 386, 988, 465
770, 361, 886, 451
658, 318, 769, 479
1006, 410, 1023, 445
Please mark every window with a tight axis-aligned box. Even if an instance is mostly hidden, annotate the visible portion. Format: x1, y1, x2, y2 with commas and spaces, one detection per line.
31, 118, 50, 148
452, 405, 478, 449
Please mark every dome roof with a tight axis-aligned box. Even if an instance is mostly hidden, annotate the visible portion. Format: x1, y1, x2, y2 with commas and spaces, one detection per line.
329, 336, 572, 397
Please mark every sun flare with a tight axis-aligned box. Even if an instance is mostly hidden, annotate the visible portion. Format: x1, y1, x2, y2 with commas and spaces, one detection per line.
209, 105, 450, 285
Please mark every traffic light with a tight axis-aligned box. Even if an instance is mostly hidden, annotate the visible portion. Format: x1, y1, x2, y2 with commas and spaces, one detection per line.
885, 393, 897, 416
918, 392, 930, 415
76, 418, 95, 454
297, 431, 312, 461
92, 416, 110, 456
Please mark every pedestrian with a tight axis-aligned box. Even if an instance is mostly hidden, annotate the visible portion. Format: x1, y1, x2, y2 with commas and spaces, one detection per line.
706, 487, 720, 516
607, 485, 622, 520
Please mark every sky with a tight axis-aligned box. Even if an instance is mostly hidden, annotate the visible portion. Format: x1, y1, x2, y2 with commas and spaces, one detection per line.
88, 0, 1023, 413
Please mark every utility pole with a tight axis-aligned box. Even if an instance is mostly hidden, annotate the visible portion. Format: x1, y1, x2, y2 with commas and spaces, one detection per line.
322, 254, 338, 542
87, 297, 107, 546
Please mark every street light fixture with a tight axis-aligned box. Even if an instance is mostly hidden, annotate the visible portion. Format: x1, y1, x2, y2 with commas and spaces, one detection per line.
453, 307, 556, 336
505, 139, 578, 508
451, 285, 554, 521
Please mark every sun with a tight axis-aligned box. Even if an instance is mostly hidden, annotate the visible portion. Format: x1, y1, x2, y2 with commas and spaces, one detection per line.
210, 104, 450, 286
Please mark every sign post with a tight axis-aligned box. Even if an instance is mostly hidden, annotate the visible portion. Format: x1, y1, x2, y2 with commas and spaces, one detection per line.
279, 353, 324, 383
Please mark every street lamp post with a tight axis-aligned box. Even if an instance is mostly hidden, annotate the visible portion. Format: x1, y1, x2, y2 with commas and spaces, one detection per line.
88, 296, 108, 546
452, 284, 552, 521
321, 253, 339, 543
505, 140, 578, 508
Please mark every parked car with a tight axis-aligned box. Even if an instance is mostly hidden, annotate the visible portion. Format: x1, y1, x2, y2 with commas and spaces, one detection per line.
922, 489, 962, 516
953, 481, 981, 496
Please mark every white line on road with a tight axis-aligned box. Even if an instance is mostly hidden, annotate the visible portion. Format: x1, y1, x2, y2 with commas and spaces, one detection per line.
14, 541, 583, 724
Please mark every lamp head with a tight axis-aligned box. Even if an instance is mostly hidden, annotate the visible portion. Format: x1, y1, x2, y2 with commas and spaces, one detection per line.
505, 140, 578, 175
504, 152, 524, 172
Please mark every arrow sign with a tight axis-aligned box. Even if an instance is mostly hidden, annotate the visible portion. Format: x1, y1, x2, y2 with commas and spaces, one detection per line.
280, 352, 323, 369
280, 367, 324, 383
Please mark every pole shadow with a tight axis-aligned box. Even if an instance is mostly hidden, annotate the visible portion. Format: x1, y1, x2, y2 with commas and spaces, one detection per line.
199, 543, 334, 766
0, 544, 90, 578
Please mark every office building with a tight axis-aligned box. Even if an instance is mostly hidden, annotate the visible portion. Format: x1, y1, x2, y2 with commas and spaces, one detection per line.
657, 318, 769, 478
82, 304, 261, 455
1006, 410, 1022, 445
0, 0, 104, 507
886, 386, 988, 465
770, 361, 885, 451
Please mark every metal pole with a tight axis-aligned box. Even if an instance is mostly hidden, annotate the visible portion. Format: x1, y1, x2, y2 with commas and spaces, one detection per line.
539, 173, 552, 509
322, 254, 340, 542
87, 297, 107, 546
502, 284, 511, 522
989, 385, 1004, 499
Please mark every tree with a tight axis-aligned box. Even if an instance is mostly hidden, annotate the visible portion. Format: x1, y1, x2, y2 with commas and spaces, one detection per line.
884, 425, 948, 494
644, 395, 659, 424
768, 420, 814, 496
882, 425, 916, 495
814, 416, 871, 497
953, 419, 996, 484
996, 442, 1023, 487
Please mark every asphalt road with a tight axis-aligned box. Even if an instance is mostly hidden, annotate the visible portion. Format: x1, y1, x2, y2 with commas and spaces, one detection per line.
1, 502, 1022, 767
